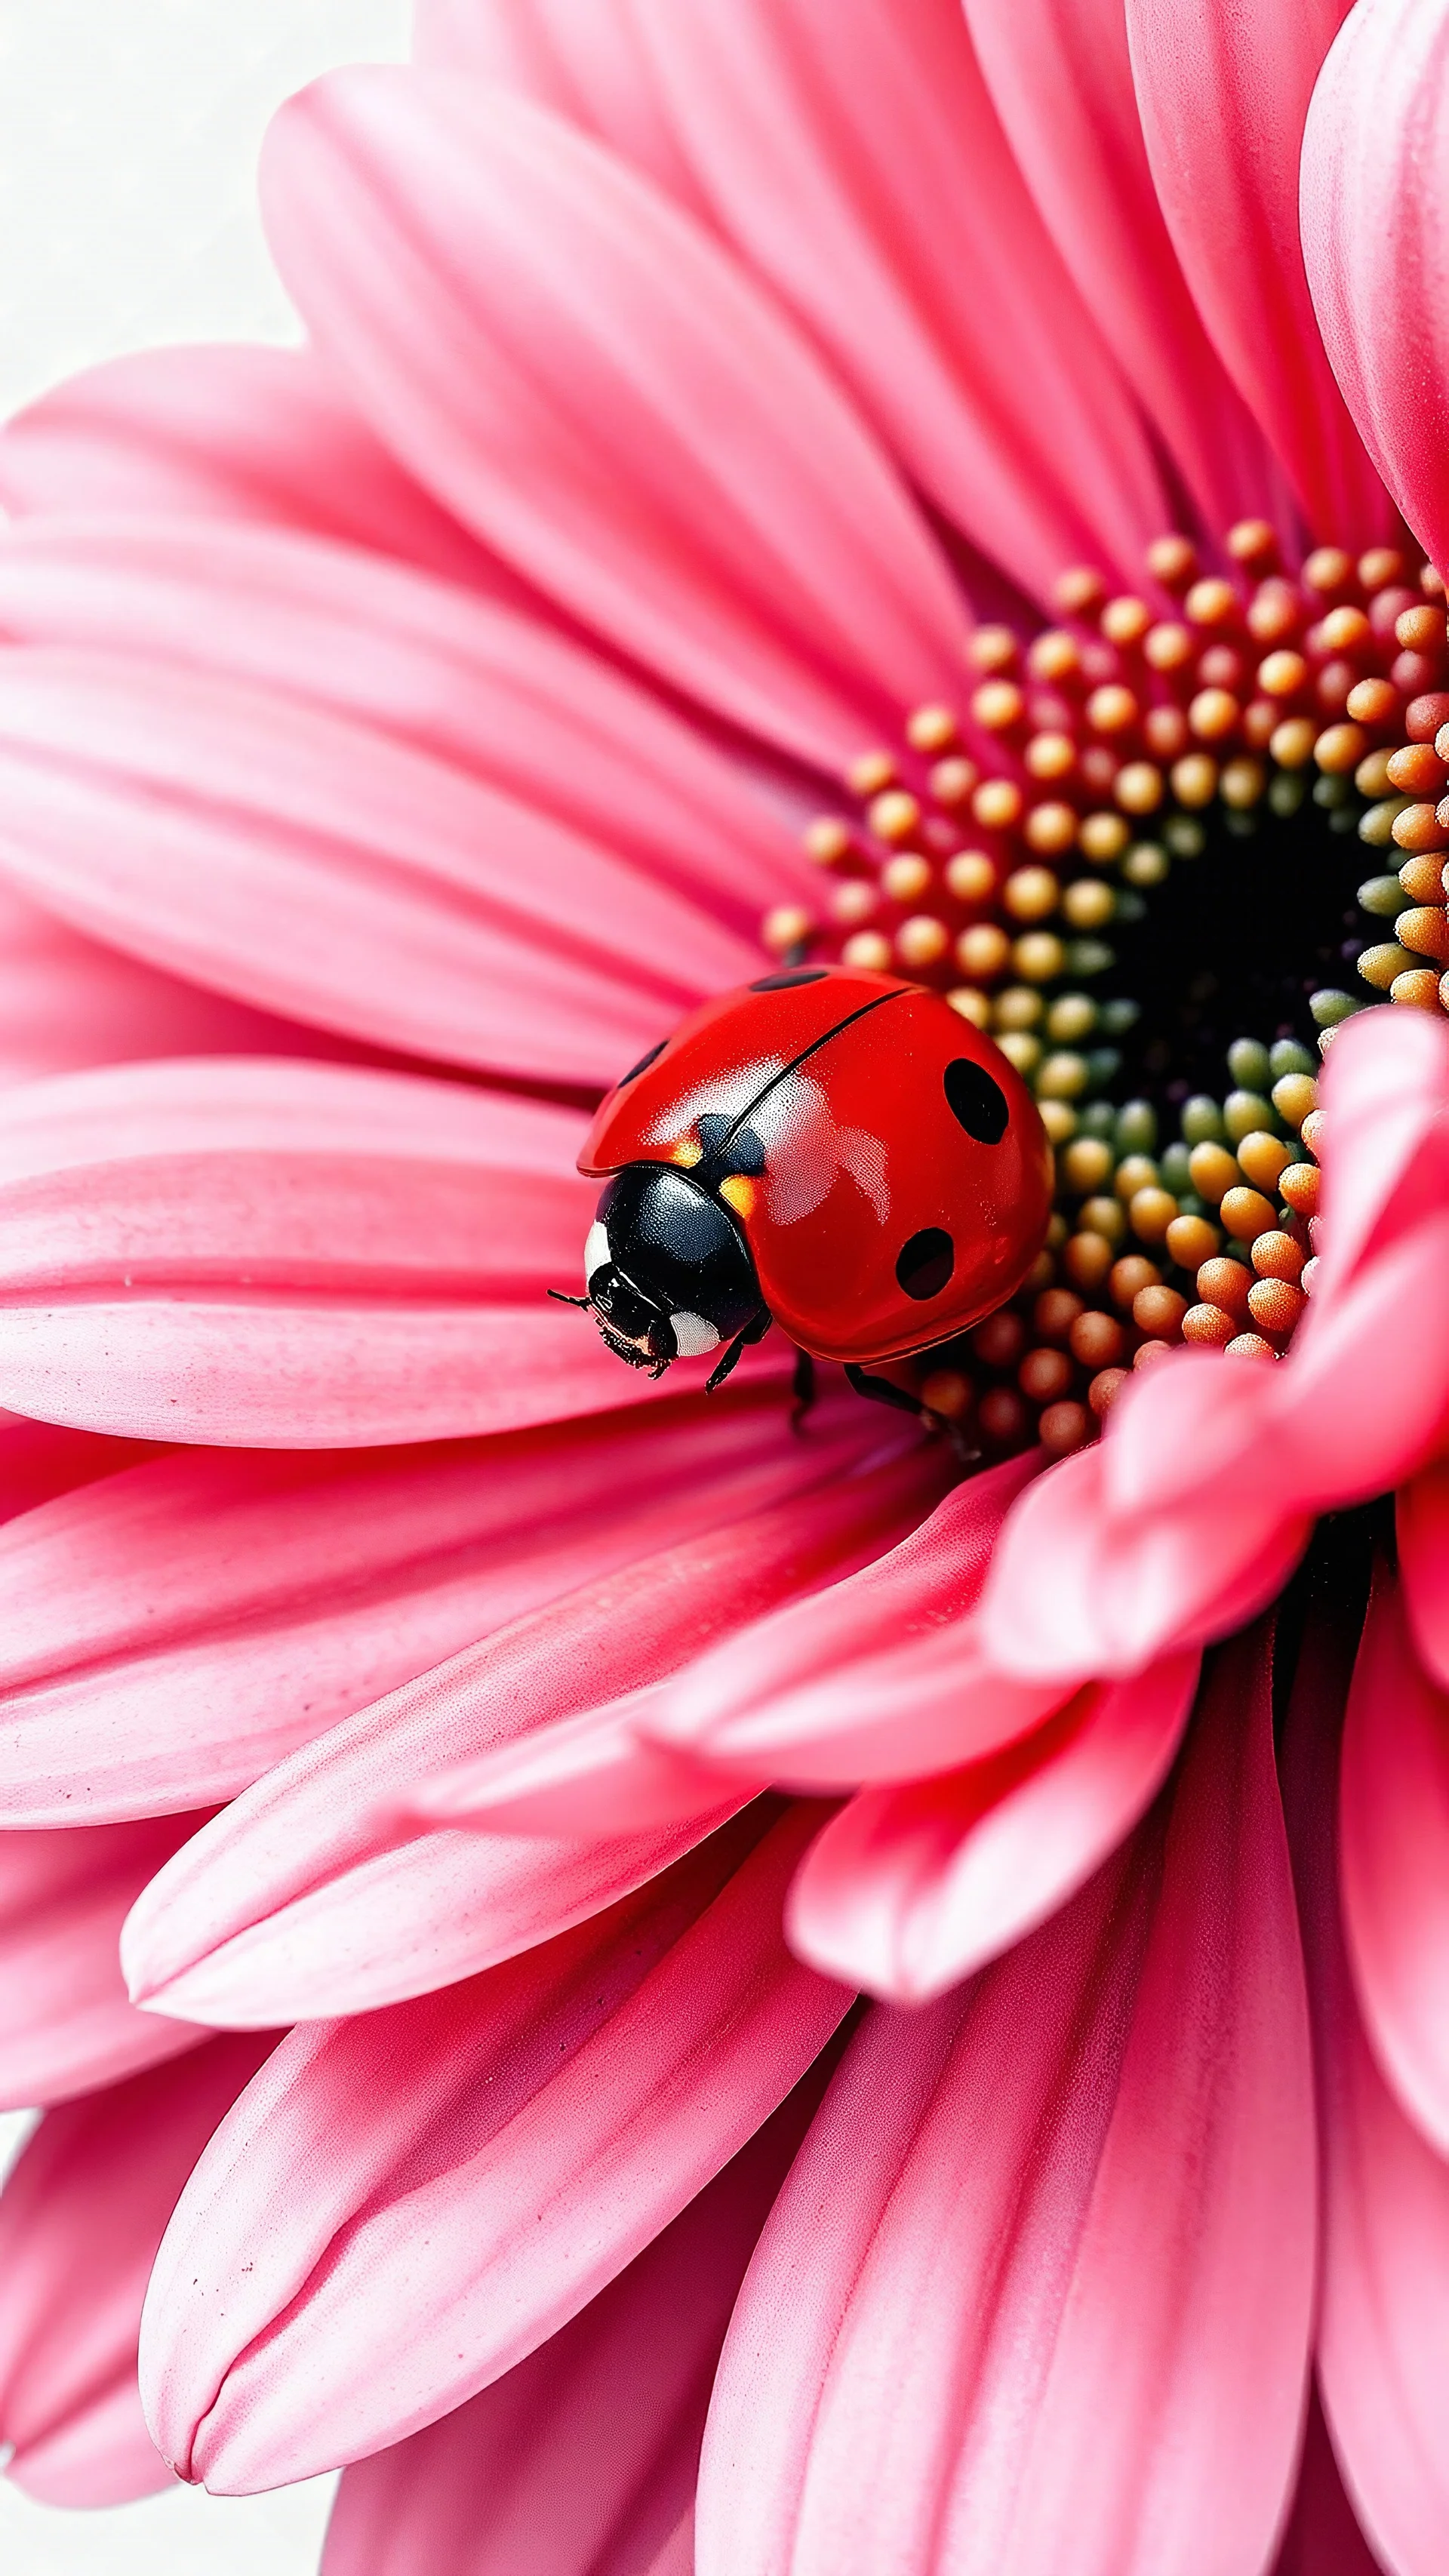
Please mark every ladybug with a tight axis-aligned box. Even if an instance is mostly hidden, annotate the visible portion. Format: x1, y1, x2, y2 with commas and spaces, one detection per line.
556, 964, 1053, 1416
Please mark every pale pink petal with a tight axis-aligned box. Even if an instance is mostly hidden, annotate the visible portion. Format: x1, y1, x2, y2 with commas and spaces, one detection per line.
1303, 0, 1449, 574
1398, 1460, 1449, 1690
1304, 1002, 1449, 1310
320, 2060, 832, 2576
0, 518, 814, 935
0, 1055, 782, 1447
260, 71, 974, 769
0, 1383, 823, 1824
1269, 2383, 1384, 2576
412, 0, 711, 217
0, 652, 756, 1088
647, 1449, 1054, 1784
122, 1434, 936, 2022
0, 343, 514, 593
633, 0, 1168, 602
1125, 0, 1391, 543
140, 1811, 851, 2493
961, 0, 1278, 535
698, 1636, 1314, 2575
410, 1681, 746, 1842
787, 1641, 1201, 2003
0, 1815, 209, 2106
0, 2036, 274, 2506
1339, 1562, 1449, 2157
1281, 1595, 1449, 2576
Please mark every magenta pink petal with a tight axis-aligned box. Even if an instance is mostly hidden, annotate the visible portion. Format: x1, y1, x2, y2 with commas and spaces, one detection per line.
698, 1631, 1313, 2575
0, 343, 515, 593
409, 1682, 747, 1841
961, 0, 1277, 536
411, 0, 711, 217
0, 2035, 275, 2507
1398, 1461, 1449, 1691
1269, 2384, 1384, 2576
1303, 0, 1449, 574
1305, 1004, 1449, 1309
140, 1811, 850, 2493
647, 1449, 1052, 1784
0, 1404, 154, 1523
633, 0, 1167, 603
0, 1384, 817, 1825
0, 518, 814, 937
787, 1640, 1201, 2004
320, 2060, 830, 2576
0, 652, 755, 1088
1124, 0, 1392, 542
260, 69, 974, 770
0, 1054, 737, 1448
1339, 1562, 1449, 2157
0, 1815, 209, 2106
121, 1433, 936, 2022
1282, 1599, 1449, 2576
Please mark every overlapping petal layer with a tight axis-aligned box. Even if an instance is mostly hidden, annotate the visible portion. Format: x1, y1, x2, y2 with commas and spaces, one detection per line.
0, 1816, 208, 2105
140, 1809, 850, 2491
697, 1631, 1313, 2575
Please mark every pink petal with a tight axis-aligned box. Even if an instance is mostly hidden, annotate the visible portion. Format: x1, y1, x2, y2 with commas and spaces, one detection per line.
121, 1432, 936, 2022
0, 517, 814, 938
410, 1681, 747, 1842
0, 2036, 274, 2507
1281, 1594, 1449, 2576
1125, 0, 1392, 542
1306, 1002, 1449, 1309
260, 71, 973, 769
0, 1381, 820, 1824
1339, 1561, 1449, 2156
412, 0, 711, 217
1398, 1459, 1449, 1691
697, 1632, 1314, 2575
0, 1054, 778, 1447
1302, 0, 1449, 574
0, 651, 756, 1088
646, 1449, 1054, 1785
961, 0, 1278, 536
320, 2059, 832, 2576
787, 1640, 1200, 2003
1269, 2383, 1384, 2576
0, 1815, 210, 2107
0, 343, 513, 593
0, 1404, 154, 1522
632, 0, 1168, 604
140, 1810, 851, 2493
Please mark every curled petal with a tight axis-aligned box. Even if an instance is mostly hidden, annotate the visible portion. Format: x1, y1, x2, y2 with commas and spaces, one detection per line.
0, 1816, 208, 2106
1398, 1460, 1449, 1690
647, 1450, 1051, 1784
140, 1810, 851, 2493
0, 2036, 274, 2506
698, 1631, 1314, 2576
121, 1433, 934, 2023
1307, 1003, 1449, 1309
320, 2060, 831, 2576
260, 71, 972, 768
1303, 0, 1449, 574
1126, 0, 1390, 541
633, 0, 1167, 602
0, 342, 512, 591
0, 651, 754, 1088
1281, 1593, 1449, 2576
1340, 1561, 1449, 2156
0, 1383, 819, 1824
787, 1644, 1200, 2003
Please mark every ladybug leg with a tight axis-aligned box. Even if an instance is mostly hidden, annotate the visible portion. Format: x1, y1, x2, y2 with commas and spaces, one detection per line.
790, 1346, 817, 1431
705, 1309, 771, 1393
844, 1361, 925, 1422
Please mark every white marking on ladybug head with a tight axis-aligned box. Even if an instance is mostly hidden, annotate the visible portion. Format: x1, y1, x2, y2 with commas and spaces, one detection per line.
584, 1220, 611, 1286
670, 1310, 721, 1358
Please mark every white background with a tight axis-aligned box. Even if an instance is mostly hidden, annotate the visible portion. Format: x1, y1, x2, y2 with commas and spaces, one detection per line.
0, 8, 412, 2565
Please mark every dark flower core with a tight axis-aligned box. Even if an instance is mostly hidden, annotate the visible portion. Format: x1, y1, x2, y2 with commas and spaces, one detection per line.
768, 524, 1449, 1461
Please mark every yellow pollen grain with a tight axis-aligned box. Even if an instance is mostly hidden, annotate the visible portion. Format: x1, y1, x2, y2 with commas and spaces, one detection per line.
1046, 993, 1096, 1042
1026, 729, 1077, 781
1079, 810, 1130, 862
906, 703, 958, 753
995, 1030, 1041, 1076
1024, 800, 1079, 856
1171, 752, 1219, 807
1235, 1131, 1292, 1191
1347, 679, 1398, 727
974, 779, 1024, 831
1220, 757, 1266, 810
832, 881, 878, 925
762, 904, 813, 953
1063, 1136, 1113, 1193
1003, 865, 1060, 922
1101, 596, 1152, 648
993, 984, 1043, 1032
1247, 581, 1301, 645
1063, 878, 1115, 928
1269, 716, 1317, 768
1028, 631, 1081, 684
1081, 1195, 1126, 1245
804, 815, 852, 865
718, 1174, 758, 1221
1087, 683, 1138, 734
1360, 547, 1405, 590
1357, 941, 1414, 991
1115, 1153, 1159, 1202
968, 625, 1019, 674
847, 749, 896, 799
972, 679, 1026, 732
945, 849, 997, 902
929, 756, 978, 806
1321, 605, 1373, 654
1146, 534, 1198, 588
946, 986, 992, 1027
1144, 621, 1193, 672
841, 930, 893, 972
896, 915, 949, 968
956, 922, 1011, 978
1390, 967, 1444, 1010
1121, 842, 1170, 887
1188, 1140, 1241, 1205
1257, 650, 1308, 697
1115, 760, 1164, 814
1013, 931, 1066, 982
1303, 546, 1355, 596
1227, 520, 1278, 571
1395, 906, 1449, 962
1315, 722, 1368, 774
1189, 687, 1240, 741
1271, 1073, 1318, 1130
1055, 567, 1107, 617
1186, 577, 1238, 627
881, 852, 932, 903
868, 788, 921, 844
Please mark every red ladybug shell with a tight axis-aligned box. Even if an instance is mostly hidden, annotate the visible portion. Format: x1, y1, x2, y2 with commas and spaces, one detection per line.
580, 965, 1052, 1366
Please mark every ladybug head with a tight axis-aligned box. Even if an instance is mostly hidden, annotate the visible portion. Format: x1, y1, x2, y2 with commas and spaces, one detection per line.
554, 1162, 769, 1387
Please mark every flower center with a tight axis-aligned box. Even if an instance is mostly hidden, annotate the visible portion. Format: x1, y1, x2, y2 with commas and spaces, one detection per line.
765, 522, 1449, 1463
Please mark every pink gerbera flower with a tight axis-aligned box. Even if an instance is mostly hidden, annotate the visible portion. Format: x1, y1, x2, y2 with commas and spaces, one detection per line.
1, 0, 1449, 2568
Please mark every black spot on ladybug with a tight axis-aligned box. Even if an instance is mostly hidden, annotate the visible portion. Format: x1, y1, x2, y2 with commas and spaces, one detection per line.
895, 1226, 955, 1300
943, 1057, 1009, 1143
749, 968, 828, 991
617, 1039, 666, 1087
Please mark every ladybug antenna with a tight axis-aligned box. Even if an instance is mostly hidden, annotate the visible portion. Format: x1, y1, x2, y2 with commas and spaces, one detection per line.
546, 1288, 593, 1310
